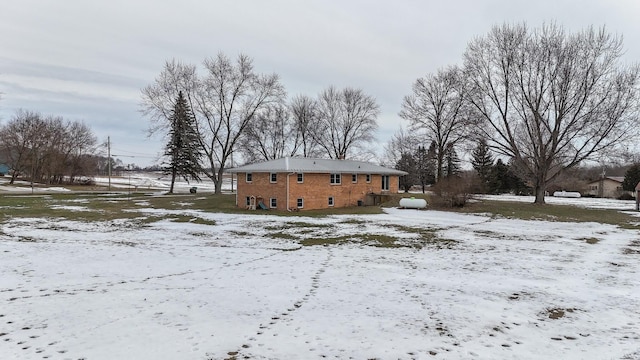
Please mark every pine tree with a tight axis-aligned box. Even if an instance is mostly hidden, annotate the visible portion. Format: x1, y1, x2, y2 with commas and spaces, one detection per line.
622, 163, 640, 192
396, 152, 417, 192
487, 159, 509, 194
443, 143, 461, 178
414, 144, 436, 193
163, 91, 203, 193
471, 138, 494, 191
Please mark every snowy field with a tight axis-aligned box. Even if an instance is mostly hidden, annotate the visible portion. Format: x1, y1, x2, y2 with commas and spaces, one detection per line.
1, 182, 640, 359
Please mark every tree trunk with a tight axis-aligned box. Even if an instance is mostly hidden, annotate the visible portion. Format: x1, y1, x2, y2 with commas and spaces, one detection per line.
533, 183, 546, 204
214, 167, 224, 194
169, 168, 176, 194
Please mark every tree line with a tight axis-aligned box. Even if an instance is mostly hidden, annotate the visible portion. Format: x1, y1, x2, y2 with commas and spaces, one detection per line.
0, 110, 101, 185
140, 54, 380, 193
389, 22, 640, 203
144, 23, 640, 201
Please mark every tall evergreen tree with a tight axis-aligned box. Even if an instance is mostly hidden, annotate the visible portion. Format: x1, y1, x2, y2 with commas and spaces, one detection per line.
471, 138, 494, 191
622, 163, 640, 192
396, 152, 417, 192
443, 143, 461, 178
414, 144, 437, 193
163, 91, 203, 193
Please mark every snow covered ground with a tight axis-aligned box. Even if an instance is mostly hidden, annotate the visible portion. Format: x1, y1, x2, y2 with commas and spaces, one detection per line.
1, 185, 639, 359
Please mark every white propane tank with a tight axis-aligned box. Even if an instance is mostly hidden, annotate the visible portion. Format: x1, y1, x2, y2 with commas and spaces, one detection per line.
553, 191, 581, 198
399, 197, 427, 209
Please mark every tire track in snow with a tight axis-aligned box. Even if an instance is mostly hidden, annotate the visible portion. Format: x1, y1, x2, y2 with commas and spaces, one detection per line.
220, 247, 333, 360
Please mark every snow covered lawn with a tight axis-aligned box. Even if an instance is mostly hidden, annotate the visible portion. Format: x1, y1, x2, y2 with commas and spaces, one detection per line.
1, 200, 639, 359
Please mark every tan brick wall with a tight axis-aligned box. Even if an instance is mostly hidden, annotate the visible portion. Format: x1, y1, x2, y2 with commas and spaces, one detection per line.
235, 172, 400, 211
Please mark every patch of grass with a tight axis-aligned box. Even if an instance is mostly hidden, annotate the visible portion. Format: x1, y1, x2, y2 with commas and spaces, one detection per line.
457, 199, 640, 229
580, 237, 600, 245
268, 232, 299, 240
265, 221, 332, 231
165, 215, 216, 226
229, 230, 251, 237
543, 307, 578, 320
340, 218, 367, 225
300, 235, 352, 247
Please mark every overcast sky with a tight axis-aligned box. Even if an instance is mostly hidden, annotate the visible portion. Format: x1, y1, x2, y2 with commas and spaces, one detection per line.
1, 0, 639, 166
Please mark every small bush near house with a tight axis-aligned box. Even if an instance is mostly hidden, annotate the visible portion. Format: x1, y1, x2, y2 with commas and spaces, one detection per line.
431, 177, 473, 208
618, 192, 635, 201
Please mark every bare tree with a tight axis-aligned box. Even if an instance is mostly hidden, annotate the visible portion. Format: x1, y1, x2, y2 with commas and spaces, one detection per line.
0, 110, 98, 184
240, 103, 292, 162
198, 53, 285, 192
400, 66, 470, 182
464, 23, 640, 203
381, 126, 420, 167
141, 54, 285, 193
315, 86, 379, 159
289, 94, 322, 158
140, 59, 200, 136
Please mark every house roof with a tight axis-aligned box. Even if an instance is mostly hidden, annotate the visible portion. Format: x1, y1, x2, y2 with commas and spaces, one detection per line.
227, 157, 408, 176
586, 176, 624, 185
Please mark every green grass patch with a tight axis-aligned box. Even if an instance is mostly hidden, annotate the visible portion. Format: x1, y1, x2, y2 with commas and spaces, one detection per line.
268, 231, 299, 240
164, 214, 216, 226
456, 199, 640, 229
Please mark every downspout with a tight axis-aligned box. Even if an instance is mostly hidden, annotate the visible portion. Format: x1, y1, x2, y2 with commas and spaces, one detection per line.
287, 172, 294, 211
285, 157, 293, 211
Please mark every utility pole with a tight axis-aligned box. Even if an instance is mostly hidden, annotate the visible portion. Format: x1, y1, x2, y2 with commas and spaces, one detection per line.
107, 136, 111, 191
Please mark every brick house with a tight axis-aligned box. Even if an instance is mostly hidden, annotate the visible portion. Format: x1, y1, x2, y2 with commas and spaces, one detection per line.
227, 157, 407, 211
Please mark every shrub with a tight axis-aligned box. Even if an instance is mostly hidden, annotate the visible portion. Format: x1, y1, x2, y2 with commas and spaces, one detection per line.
431, 176, 472, 208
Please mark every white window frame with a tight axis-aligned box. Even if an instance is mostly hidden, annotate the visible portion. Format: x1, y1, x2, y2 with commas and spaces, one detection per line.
330, 173, 341, 185
270, 173, 277, 183
382, 175, 390, 191
328, 196, 334, 207
366, 174, 371, 183
352, 174, 357, 183
297, 198, 304, 209
297, 173, 304, 183
246, 173, 252, 183
245, 196, 251, 206
270, 198, 277, 208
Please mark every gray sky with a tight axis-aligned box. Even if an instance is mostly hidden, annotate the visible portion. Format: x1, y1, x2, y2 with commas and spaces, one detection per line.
1, 0, 639, 166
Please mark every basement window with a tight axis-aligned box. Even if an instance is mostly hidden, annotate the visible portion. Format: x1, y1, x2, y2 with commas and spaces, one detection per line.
270, 198, 277, 209
328, 197, 334, 207
297, 198, 304, 208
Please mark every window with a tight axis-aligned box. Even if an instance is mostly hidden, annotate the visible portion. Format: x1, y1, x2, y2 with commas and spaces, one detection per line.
297, 173, 304, 183
270, 173, 277, 183
270, 198, 277, 208
352, 174, 357, 183
246, 173, 252, 182
328, 197, 334, 207
330, 173, 341, 185
382, 175, 390, 191
366, 174, 371, 183
246, 196, 251, 206
297, 198, 304, 208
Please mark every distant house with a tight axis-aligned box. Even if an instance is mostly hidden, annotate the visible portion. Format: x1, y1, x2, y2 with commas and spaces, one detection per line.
584, 176, 631, 198
227, 157, 407, 211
